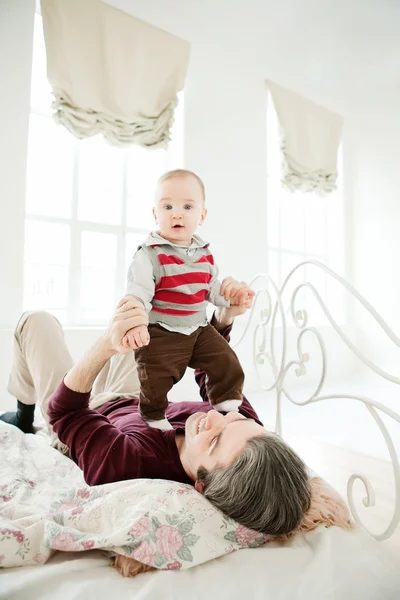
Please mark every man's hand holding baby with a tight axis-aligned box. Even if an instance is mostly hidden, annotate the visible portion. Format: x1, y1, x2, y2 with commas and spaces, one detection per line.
120, 296, 150, 350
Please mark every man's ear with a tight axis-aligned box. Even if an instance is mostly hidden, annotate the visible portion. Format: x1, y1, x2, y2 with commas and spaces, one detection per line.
194, 480, 204, 494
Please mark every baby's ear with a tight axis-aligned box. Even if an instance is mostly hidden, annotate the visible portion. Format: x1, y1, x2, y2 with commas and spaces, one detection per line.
200, 207, 208, 225
194, 480, 204, 494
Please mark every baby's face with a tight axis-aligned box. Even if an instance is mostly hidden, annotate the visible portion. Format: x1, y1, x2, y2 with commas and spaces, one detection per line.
153, 175, 207, 245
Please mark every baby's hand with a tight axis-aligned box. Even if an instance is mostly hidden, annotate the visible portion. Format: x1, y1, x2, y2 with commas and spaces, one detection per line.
122, 325, 150, 350
221, 278, 255, 310
232, 287, 255, 309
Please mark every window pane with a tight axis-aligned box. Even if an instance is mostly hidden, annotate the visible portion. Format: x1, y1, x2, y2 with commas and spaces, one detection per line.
23, 220, 70, 312
25, 220, 70, 266
326, 271, 345, 323
24, 264, 69, 312
126, 146, 167, 229
266, 190, 280, 248
81, 231, 117, 269
280, 195, 305, 252
306, 263, 328, 300
78, 137, 124, 225
281, 253, 309, 322
281, 252, 306, 283
302, 263, 329, 324
267, 249, 280, 285
80, 231, 117, 320
125, 232, 146, 274
26, 114, 75, 218
304, 196, 328, 257
80, 268, 116, 320
326, 187, 345, 275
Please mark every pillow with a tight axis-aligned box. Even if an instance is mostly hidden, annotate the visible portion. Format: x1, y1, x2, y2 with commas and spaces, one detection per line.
0, 422, 353, 572
113, 475, 354, 576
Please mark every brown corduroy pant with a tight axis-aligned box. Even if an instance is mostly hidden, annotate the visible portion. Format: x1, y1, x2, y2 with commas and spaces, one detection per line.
135, 324, 244, 421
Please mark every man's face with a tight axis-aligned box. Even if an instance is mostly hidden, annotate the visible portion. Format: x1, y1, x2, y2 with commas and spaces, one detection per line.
152, 175, 207, 246
182, 409, 268, 480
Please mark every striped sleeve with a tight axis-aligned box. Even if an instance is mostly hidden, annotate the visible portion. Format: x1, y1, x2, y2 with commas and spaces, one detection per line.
207, 263, 230, 308
125, 249, 155, 312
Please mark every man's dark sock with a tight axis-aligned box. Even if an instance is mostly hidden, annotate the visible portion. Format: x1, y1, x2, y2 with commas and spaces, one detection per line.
0, 400, 35, 434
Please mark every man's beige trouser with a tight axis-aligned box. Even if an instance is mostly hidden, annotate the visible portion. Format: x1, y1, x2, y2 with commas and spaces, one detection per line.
7, 311, 140, 447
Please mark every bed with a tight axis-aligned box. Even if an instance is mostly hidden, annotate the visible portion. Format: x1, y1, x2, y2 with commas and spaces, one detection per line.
1, 261, 399, 599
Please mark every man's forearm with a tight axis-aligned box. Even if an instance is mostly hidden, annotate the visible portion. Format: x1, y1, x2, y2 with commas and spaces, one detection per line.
64, 336, 115, 393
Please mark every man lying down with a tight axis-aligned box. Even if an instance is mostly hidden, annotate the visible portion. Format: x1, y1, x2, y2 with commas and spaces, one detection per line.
1, 282, 352, 576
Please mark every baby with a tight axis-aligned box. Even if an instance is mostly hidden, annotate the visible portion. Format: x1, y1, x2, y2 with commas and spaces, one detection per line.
124, 169, 254, 429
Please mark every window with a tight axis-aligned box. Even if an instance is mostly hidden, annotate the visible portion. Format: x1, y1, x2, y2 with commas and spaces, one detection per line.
266, 92, 345, 324
23, 12, 184, 325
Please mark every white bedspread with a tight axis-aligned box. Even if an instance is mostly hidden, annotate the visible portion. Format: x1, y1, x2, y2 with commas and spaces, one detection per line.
2, 526, 399, 600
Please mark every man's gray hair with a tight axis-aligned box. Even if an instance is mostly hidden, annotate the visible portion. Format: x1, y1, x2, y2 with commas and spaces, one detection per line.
197, 434, 312, 535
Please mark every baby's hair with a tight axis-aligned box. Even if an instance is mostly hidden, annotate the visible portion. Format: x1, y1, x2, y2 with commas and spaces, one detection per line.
157, 169, 205, 202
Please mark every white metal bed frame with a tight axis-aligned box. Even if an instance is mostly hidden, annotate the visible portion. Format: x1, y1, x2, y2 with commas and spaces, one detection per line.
234, 260, 400, 542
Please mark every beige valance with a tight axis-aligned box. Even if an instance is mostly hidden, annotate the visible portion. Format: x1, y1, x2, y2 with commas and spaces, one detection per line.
268, 82, 343, 195
40, 0, 190, 147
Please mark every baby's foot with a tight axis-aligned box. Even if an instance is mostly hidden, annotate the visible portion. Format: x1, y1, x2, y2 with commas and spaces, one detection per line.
213, 399, 242, 413
144, 417, 173, 431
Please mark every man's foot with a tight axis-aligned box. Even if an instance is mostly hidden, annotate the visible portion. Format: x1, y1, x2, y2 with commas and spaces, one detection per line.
0, 401, 35, 434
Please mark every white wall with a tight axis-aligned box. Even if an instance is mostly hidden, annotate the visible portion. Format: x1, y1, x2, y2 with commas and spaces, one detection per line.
350, 113, 400, 325
0, 0, 35, 329
347, 112, 400, 374
0, 0, 34, 409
